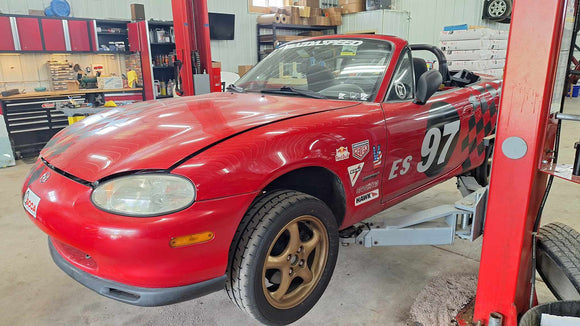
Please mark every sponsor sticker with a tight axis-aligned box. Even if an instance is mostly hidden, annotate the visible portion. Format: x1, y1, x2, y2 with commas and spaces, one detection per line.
348, 162, 364, 187
372, 145, 382, 168
356, 180, 379, 195
335, 146, 350, 161
23, 188, 41, 218
352, 140, 370, 161
355, 189, 379, 206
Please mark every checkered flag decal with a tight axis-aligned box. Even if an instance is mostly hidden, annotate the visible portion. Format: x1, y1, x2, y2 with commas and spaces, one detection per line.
461, 85, 499, 171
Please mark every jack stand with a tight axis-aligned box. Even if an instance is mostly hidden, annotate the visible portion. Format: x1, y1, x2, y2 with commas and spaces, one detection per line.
340, 176, 487, 248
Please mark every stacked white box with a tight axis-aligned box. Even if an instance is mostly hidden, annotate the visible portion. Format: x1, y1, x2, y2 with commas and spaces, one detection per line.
439, 28, 508, 78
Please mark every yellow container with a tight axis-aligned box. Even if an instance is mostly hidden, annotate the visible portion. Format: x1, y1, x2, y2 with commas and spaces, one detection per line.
68, 116, 86, 125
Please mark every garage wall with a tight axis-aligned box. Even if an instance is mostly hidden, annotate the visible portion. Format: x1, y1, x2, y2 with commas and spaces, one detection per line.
0, 0, 255, 73
338, 10, 410, 39
393, 0, 509, 44
0, 0, 509, 73
339, 0, 508, 45
208, 1, 260, 73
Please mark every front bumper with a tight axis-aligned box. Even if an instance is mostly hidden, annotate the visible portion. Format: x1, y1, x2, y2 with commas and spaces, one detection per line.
49, 238, 225, 306
24, 159, 258, 288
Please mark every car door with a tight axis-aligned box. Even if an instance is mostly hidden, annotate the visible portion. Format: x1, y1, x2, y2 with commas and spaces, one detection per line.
380, 49, 476, 203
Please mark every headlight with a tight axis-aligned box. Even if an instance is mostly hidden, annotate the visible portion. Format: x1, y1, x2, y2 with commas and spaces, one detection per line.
91, 174, 196, 217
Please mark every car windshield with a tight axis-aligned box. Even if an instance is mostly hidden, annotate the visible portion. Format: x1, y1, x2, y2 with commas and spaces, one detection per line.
235, 38, 394, 101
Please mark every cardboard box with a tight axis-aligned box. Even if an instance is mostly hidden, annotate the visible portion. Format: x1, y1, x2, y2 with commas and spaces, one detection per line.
323, 7, 343, 15
310, 16, 330, 26
328, 14, 342, 26
297, 0, 319, 8
283, 6, 300, 16
66, 81, 79, 91
276, 35, 308, 41
439, 39, 508, 51
311, 8, 323, 17
212, 61, 221, 69
238, 65, 253, 77
131, 4, 145, 20
299, 6, 311, 17
28, 9, 45, 16
290, 14, 301, 24
340, 2, 365, 14
298, 31, 324, 36
97, 77, 123, 90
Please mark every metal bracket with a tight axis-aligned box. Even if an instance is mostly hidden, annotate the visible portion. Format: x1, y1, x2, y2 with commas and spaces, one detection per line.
342, 176, 488, 248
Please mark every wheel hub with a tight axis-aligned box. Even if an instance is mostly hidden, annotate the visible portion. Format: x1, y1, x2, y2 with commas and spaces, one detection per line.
489, 0, 507, 17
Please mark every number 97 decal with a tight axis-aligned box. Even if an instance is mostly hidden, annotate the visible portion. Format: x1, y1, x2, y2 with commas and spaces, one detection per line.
417, 102, 462, 177
417, 120, 460, 174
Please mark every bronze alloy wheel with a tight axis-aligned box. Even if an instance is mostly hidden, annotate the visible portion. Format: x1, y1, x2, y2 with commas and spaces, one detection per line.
262, 215, 329, 310
226, 190, 339, 325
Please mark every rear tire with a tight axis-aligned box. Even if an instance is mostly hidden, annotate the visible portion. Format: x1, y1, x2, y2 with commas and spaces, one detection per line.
537, 222, 580, 300
226, 190, 339, 325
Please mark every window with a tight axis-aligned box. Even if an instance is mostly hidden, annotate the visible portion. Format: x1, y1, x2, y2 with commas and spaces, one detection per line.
249, 0, 284, 13
386, 49, 415, 101
235, 39, 393, 102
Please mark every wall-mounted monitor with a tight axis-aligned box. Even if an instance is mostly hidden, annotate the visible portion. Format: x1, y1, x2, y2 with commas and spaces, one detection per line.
209, 13, 235, 40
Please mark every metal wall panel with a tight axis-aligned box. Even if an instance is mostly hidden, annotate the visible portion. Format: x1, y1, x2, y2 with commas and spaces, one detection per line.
392, 0, 509, 45
339, 10, 410, 39
207, 0, 260, 73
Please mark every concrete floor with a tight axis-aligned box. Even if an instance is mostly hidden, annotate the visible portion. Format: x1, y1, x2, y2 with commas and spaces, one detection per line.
1, 100, 579, 326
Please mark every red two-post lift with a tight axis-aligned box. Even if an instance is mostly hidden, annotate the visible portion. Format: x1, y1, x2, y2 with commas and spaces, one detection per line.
171, 0, 215, 97
469, 0, 579, 324
128, 0, 216, 100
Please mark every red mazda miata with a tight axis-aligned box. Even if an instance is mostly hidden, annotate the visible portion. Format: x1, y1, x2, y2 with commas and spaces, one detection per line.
22, 35, 500, 325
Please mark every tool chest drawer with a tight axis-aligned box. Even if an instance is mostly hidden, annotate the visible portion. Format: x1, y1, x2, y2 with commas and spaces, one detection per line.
1, 96, 84, 158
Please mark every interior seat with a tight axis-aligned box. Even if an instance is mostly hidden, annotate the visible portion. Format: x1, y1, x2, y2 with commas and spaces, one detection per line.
413, 57, 428, 83
306, 65, 336, 92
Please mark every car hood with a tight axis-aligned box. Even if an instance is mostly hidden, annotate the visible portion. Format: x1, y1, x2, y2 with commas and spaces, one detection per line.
41, 92, 357, 182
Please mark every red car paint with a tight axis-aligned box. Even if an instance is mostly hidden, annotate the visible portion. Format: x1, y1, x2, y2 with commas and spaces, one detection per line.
22, 35, 501, 291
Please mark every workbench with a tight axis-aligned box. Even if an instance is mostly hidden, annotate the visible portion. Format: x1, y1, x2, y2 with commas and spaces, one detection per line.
0, 88, 144, 159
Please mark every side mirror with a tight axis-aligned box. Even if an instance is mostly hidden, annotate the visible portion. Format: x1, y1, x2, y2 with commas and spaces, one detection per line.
414, 70, 443, 105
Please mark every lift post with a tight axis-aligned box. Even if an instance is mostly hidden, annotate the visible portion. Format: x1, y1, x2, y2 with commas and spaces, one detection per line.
171, 0, 214, 96
472, 0, 575, 324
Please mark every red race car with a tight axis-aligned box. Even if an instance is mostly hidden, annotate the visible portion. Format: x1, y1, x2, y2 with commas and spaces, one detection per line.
22, 35, 500, 325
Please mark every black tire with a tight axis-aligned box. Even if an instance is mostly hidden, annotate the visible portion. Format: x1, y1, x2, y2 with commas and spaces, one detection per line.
226, 190, 339, 325
537, 222, 580, 300
483, 0, 512, 21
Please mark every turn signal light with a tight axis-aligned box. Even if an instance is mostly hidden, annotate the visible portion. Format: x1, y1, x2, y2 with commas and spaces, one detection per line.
170, 231, 214, 248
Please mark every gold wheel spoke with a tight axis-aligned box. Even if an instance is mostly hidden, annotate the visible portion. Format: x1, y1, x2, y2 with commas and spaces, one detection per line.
301, 230, 320, 257
265, 254, 288, 270
271, 271, 291, 300
296, 266, 313, 284
287, 222, 301, 253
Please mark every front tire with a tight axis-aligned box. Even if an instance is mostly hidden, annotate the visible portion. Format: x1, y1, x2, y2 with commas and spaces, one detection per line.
226, 190, 339, 325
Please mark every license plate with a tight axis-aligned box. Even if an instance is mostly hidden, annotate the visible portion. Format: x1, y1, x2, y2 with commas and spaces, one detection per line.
23, 188, 41, 218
